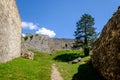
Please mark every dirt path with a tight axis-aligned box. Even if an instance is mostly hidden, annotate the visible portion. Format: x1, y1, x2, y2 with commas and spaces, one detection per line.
51, 64, 63, 80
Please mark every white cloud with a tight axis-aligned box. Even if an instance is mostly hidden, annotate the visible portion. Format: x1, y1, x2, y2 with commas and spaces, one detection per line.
22, 21, 56, 38
35, 27, 56, 38
22, 33, 26, 37
22, 21, 38, 30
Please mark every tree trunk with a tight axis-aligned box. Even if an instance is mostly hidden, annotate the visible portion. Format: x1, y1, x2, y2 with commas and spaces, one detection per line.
84, 26, 89, 56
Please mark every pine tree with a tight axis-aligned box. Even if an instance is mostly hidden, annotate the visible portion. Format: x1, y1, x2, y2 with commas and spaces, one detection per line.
74, 13, 97, 56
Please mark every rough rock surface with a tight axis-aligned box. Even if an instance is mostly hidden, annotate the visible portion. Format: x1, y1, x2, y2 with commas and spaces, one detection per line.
92, 7, 120, 80
23, 34, 74, 53
0, 0, 21, 63
21, 51, 34, 60
21, 38, 34, 60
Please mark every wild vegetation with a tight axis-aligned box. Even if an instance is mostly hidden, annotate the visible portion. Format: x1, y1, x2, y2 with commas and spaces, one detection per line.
0, 50, 103, 80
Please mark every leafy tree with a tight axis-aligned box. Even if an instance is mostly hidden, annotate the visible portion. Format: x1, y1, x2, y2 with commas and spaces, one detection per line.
74, 13, 97, 56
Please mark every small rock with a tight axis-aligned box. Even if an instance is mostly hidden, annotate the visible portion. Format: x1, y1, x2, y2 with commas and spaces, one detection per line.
69, 57, 82, 64
21, 51, 34, 60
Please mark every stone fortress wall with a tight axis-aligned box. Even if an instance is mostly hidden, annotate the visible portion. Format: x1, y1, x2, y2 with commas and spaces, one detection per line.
0, 0, 21, 63
23, 34, 74, 53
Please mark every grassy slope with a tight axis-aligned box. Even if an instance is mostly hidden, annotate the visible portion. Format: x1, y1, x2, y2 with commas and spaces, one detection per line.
0, 51, 52, 80
0, 50, 93, 80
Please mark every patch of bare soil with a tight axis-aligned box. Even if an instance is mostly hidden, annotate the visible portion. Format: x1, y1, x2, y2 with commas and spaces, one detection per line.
51, 64, 63, 80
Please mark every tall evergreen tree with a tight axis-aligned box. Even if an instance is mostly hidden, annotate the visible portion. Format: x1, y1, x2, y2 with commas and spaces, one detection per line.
74, 13, 97, 56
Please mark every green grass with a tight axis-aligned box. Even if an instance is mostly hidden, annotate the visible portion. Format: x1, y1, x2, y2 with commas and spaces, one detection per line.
52, 50, 91, 80
0, 50, 101, 80
0, 51, 52, 80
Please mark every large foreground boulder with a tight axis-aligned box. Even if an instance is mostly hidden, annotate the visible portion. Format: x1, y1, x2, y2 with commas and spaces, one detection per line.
92, 7, 120, 80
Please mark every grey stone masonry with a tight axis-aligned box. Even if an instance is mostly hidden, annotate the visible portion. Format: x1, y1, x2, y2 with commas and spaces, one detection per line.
23, 34, 74, 53
0, 0, 21, 63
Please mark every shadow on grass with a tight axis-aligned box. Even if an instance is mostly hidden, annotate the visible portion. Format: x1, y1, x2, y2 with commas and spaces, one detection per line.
53, 53, 85, 62
72, 62, 106, 80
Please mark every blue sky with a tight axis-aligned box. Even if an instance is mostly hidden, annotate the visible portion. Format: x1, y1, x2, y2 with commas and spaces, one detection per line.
16, 0, 120, 38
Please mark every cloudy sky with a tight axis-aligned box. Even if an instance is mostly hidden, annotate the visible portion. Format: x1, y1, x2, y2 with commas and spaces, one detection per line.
16, 0, 120, 38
